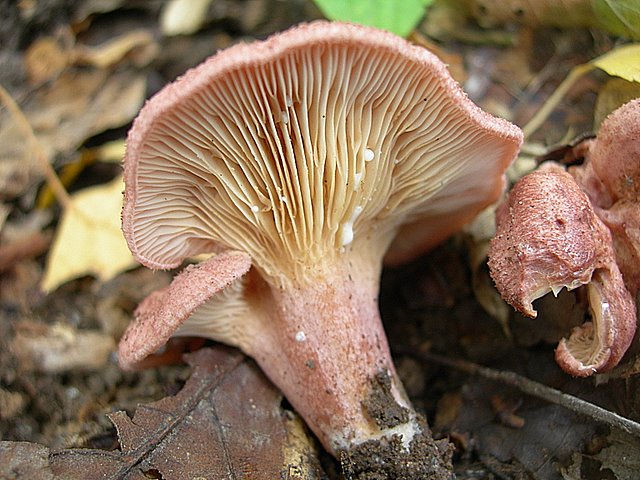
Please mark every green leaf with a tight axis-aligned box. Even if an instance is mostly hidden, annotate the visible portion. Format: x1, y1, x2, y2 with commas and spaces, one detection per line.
313, 0, 433, 37
593, 0, 640, 40
592, 43, 640, 83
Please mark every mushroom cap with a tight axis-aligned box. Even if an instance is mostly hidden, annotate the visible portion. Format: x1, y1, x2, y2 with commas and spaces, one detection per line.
570, 99, 640, 293
118, 250, 251, 370
588, 98, 640, 204
488, 165, 600, 317
123, 21, 522, 283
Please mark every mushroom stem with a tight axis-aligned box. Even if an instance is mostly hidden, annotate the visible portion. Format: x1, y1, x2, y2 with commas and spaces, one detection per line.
242, 259, 417, 454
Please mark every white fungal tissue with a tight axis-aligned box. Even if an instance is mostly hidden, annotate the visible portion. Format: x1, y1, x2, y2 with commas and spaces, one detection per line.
251, 205, 260, 213
295, 331, 306, 342
339, 205, 364, 247
353, 171, 363, 191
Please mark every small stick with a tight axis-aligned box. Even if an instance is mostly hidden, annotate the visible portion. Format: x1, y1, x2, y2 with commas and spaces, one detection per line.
407, 349, 640, 438
522, 63, 594, 139
0, 85, 71, 208
0, 231, 51, 272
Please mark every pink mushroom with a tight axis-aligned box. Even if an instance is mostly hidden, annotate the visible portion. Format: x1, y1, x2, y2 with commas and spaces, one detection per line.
488, 165, 636, 376
489, 99, 640, 377
570, 99, 640, 294
119, 21, 522, 470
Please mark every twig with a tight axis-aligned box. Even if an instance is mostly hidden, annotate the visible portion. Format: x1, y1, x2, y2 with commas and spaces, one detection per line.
0, 231, 52, 272
522, 63, 594, 139
0, 84, 71, 208
406, 349, 640, 438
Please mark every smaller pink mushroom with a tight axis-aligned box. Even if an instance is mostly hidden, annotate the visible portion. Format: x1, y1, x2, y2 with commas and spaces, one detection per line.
570, 99, 640, 294
489, 98, 640, 377
489, 165, 636, 376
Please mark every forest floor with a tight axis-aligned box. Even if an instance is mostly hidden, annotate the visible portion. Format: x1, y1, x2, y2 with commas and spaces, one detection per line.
1, 1, 639, 479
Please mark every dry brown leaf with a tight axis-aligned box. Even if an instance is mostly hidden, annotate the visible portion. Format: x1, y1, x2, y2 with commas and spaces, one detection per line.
161, 0, 215, 36
454, 0, 640, 40
73, 30, 158, 69
595, 430, 640, 480
0, 69, 145, 200
0, 97, 41, 200
41, 175, 136, 292
0, 442, 54, 480
0, 204, 9, 230
0, 347, 323, 479
10, 321, 116, 373
454, 378, 597, 478
28, 69, 145, 159
0, 388, 26, 421
24, 35, 72, 85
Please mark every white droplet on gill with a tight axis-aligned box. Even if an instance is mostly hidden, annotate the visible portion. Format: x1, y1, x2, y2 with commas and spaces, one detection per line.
364, 148, 375, 162
339, 206, 364, 247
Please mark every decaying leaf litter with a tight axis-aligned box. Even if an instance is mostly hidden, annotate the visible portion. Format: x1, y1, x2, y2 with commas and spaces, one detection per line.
1, 0, 640, 478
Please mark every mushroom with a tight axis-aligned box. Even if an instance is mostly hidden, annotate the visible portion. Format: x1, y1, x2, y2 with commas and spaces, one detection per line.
119, 21, 523, 468
570, 99, 640, 294
488, 164, 637, 376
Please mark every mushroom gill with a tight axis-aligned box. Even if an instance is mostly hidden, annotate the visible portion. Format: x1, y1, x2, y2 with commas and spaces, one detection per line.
123, 22, 521, 284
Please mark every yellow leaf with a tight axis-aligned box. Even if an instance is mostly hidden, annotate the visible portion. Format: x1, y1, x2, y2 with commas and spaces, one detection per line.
592, 43, 640, 83
523, 43, 640, 138
42, 175, 136, 292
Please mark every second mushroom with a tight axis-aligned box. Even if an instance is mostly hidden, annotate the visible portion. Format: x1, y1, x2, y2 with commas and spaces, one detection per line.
489, 99, 639, 377
119, 21, 522, 471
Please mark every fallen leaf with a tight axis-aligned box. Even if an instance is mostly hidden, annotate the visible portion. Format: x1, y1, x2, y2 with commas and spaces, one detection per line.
90, 139, 126, 164
0, 388, 26, 420
592, 43, 640, 82
36, 139, 125, 209
0, 69, 145, 201
594, 77, 640, 127
41, 175, 137, 292
24, 34, 72, 85
0, 95, 41, 200
27, 69, 145, 160
10, 321, 116, 373
0, 204, 9, 230
447, 0, 640, 40
595, 430, 640, 480
0, 230, 51, 273
523, 43, 640, 138
73, 30, 158, 69
0, 347, 322, 479
454, 378, 597, 479
0, 442, 54, 480
161, 0, 215, 36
